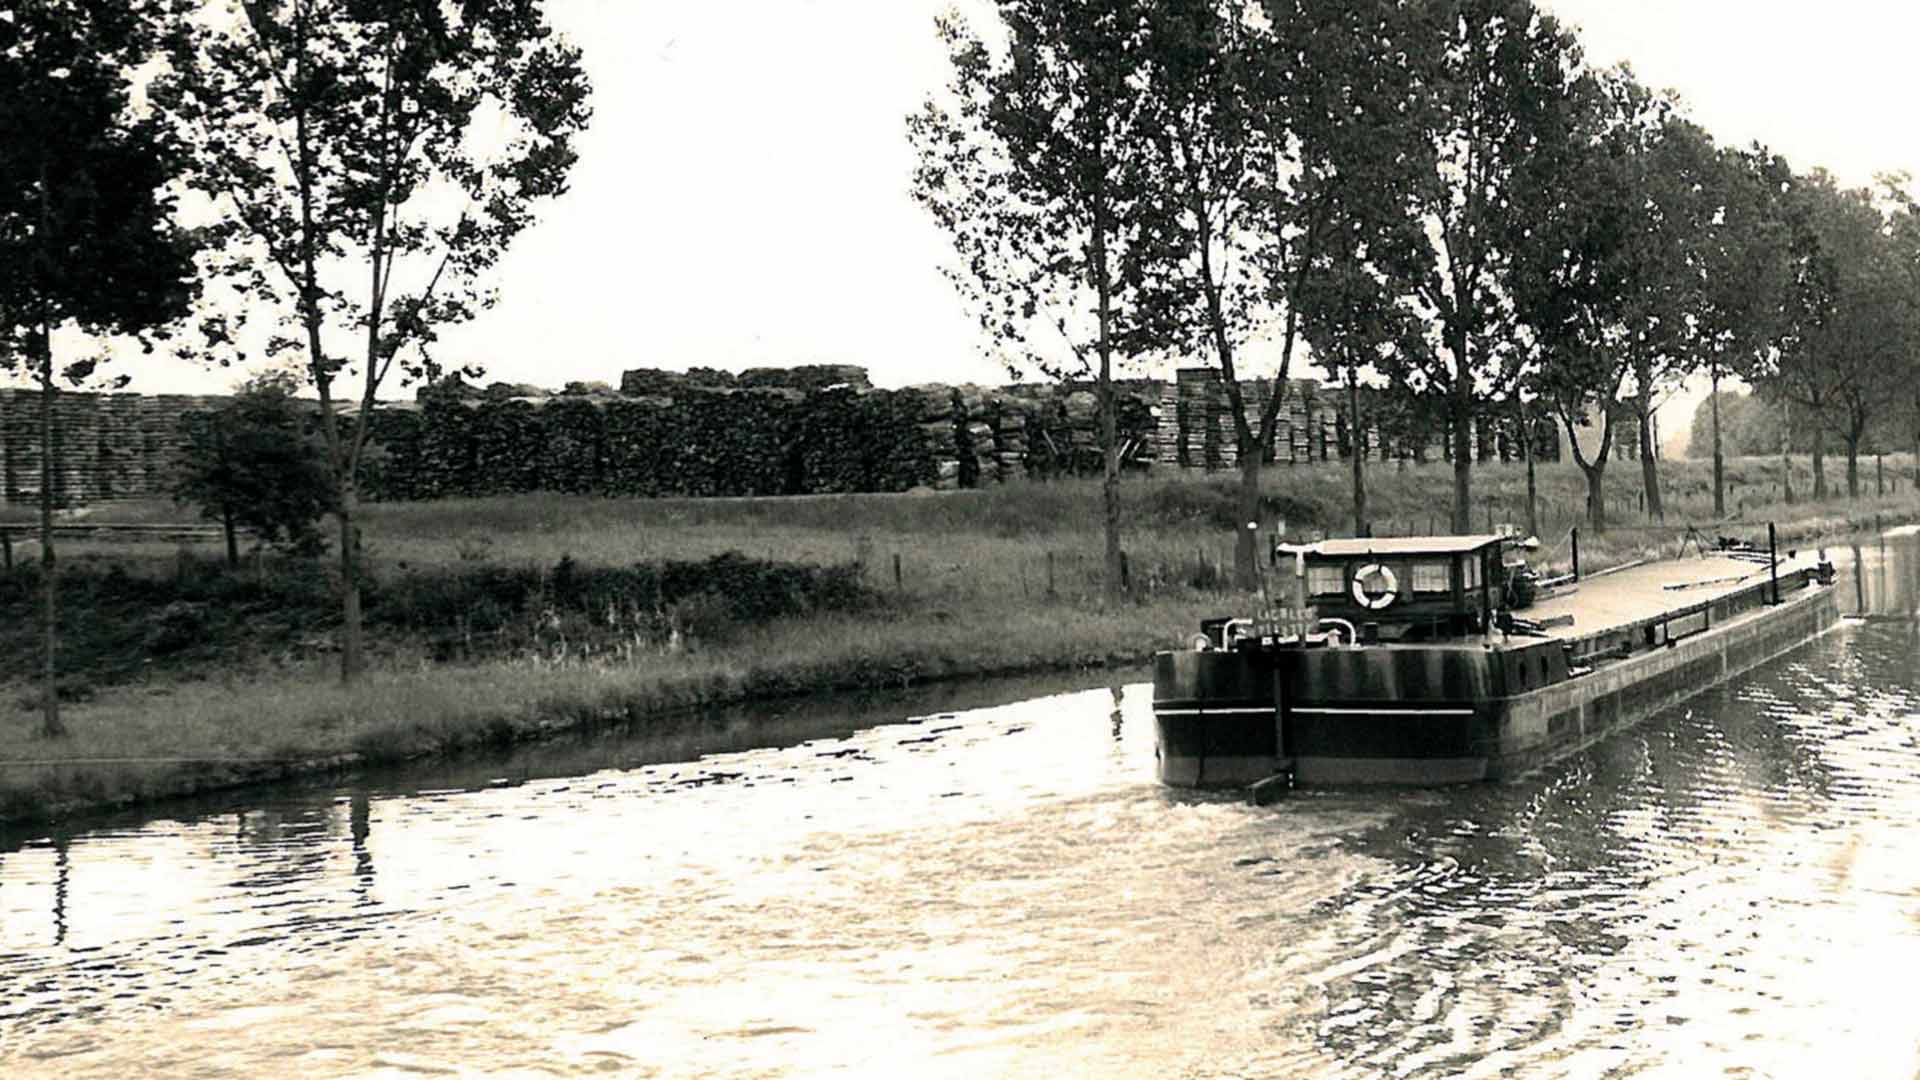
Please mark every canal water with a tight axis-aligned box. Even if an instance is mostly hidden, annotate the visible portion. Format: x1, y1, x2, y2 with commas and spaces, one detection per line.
6, 534, 1920, 1078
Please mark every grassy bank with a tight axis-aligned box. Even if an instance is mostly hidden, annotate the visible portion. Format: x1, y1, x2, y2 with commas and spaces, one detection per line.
4, 455, 1916, 828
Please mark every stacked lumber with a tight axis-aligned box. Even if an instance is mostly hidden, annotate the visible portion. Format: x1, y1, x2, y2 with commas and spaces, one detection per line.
947, 385, 993, 488
795, 385, 868, 494
536, 396, 607, 495
601, 398, 678, 497
1147, 381, 1177, 466
994, 394, 1033, 482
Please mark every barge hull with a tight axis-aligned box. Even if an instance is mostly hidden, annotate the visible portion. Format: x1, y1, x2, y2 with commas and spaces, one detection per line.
1154, 575, 1839, 788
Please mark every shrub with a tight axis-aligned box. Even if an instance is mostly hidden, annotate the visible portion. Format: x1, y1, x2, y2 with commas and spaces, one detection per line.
173, 372, 336, 561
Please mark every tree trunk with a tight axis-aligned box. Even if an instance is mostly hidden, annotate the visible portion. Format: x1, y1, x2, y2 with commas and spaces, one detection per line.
336, 493, 363, 681
1812, 426, 1827, 500
1348, 373, 1366, 536
1581, 460, 1608, 532
1783, 400, 1795, 504
37, 330, 64, 739
222, 502, 238, 569
1523, 415, 1539, 538
1235, 450, 1261, 585
215, 411, 238, 568
1846, 437, 1860, 500
1710, 368, 1724, 518
1636, 373, 1663, 521
1451, 383, 1472, 533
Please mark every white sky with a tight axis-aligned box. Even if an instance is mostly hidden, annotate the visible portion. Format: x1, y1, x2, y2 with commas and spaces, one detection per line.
22, 0, 1920, 399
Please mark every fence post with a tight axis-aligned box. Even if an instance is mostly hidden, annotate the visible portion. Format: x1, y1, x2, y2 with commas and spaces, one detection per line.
1120, 550, 1131, 594
893, 552, 902, 592
1768, 522, 1780, 605
1, 529, 9, 572
1047, 550, 1057, 599
1571, 527, 1581, 582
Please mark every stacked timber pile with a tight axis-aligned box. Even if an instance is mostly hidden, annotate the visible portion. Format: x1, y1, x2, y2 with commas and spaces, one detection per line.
0, 389, 228, 507
1176, 368, 1209, 469
954, 385, 994, 490
899, 384, 960, 491
1203, 379, 1229, 470
735, 364, 870, 393
1148, 382, 1178, 466
1284, 382, 1314, 462
1063, 389, 1099, 470
793, 386, 865, 494
10, 363, 1469, 509
994, 394, 1032, 482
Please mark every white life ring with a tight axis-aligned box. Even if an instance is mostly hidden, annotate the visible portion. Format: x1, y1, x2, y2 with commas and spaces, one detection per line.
1351, 563, 1398, 609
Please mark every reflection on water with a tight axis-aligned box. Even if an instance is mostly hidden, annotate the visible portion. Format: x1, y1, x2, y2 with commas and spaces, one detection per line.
5, 541, 1920, 1077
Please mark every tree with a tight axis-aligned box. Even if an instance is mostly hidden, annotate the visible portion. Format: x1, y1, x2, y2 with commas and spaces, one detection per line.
1757, 171, 1909, 500
161, 0, 592, 681
1686, 389, 1813, 459
174, 371, 337, 565
1127, 0, 1429, 584
1364, 0, 1588, 532
1691, 146, 1796, 516
0, 0, 198, 738
1512, 68, 1721, 530
910, 0, 1154, 605
1876, 182, 1920, 485
1296, 238, 1425, 539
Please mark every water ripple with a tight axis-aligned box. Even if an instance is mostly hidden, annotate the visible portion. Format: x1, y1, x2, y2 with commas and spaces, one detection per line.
8, 552, 1920, 1076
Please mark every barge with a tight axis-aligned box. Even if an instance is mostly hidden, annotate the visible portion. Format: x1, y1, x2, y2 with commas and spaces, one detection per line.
1152, 530, 1838, 791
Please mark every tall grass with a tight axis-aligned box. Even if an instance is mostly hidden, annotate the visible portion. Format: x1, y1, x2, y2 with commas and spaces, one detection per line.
7, 453, 1919, 826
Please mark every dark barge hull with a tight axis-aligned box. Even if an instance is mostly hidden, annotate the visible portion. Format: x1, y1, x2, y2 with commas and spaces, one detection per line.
1154, 568, 1839, 788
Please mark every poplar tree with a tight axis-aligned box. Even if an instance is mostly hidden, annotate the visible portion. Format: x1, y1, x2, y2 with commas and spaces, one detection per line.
1365, 0, 1586, 533
0, 0, 197, 737
159, 0, 592, 681
1130, 0, 1425, 584
910, 0, 1152, 604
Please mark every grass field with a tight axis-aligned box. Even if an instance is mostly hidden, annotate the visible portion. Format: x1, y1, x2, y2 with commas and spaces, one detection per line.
3, 454, 1915, 826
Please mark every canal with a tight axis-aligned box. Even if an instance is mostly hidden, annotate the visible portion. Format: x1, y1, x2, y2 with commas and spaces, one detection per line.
5, 533, 1920, 1077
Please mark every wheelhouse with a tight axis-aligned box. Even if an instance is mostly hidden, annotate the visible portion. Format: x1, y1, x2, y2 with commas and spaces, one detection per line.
1280, 534, 1510, 642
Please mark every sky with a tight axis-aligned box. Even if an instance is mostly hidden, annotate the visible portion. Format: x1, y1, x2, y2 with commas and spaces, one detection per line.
19, 0, 1920, 404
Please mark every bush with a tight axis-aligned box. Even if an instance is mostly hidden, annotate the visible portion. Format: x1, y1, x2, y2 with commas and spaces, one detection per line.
173, 372, 336, 560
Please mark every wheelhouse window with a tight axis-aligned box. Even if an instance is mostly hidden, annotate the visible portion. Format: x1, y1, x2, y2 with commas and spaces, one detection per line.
1411, 560, 1451, 594
1307, 564, 1346, 597
1463, 556, 1481, 591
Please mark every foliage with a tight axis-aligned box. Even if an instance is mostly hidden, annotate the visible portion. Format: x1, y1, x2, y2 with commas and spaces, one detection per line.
173, 372, 337, 557
910, 0, 1160, 603
0, 0, 198, 372
0, 0, 200, 738
1752, 170, 1916, 496
1126, 0, 1423, 583
1308, 0, 1588, 532
1512, 66, 1723, 525
1686, 390, 1814, 459
160, 0, 594, 679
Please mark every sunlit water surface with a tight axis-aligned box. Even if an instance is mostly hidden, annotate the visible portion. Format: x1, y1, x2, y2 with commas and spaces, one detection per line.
7, 535, 1920, 1078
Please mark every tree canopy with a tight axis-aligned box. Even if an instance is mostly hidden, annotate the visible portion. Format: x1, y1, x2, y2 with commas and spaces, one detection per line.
159, 0, 592, 679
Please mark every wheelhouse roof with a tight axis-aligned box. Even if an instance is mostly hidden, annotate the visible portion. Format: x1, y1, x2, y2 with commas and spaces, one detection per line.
1288, 534, 1508, 559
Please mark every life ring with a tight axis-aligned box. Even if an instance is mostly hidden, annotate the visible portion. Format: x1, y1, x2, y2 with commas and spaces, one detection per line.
1351, 563, 1398, 609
